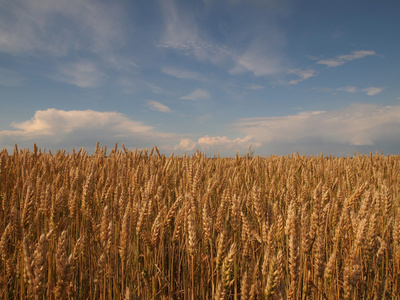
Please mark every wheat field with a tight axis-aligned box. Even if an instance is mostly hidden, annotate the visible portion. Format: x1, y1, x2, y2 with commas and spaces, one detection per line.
0, 143, 399, 299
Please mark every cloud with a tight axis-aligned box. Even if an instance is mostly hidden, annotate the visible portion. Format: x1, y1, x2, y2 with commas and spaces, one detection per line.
229, 18, 287, 76
363, 87, 383, 96
173, 135, 257, 154
0, 68, 24, 86
180, 88, 210, 100
161, 67, 206, 81
314, 86, 384, 96
335, 86, 383, 96
159, 0, 290, 79
317, 50, 376, 67
231, 51, 282, 76
106, 56, 139, 72
0, 108, 172, 151
234, 103, 400, 153
197, 135, 258, 151
344, 86, 358, 93
158, 0, 199, 52
0, 0, 137, 84
52, 61, 105, 88
230, 35, 287, 76
173, 139, 197, 151
158, 0, 232, 65
247, 84, 265, 90
288, 68, 316, 84
146, 100, 173, 113
0, 0, 124, 56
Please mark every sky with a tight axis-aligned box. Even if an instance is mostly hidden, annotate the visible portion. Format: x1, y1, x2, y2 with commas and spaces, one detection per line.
1, 0, 400, 156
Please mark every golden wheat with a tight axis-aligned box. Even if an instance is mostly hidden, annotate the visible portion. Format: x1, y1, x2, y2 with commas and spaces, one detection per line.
0, 144, 399, 299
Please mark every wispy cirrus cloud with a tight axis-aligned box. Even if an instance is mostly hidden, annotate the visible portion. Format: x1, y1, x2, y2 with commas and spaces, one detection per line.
158, 0, 232, 65
53, 61, 106, 88
180, 88, 210, 100
230, 35, 287, 76
230, 49, 283, 76
158, 0, 198, 52
146, 100, 173, 113
0, 0, 136, 87
316, 50, 376, 67
0, 0, 125, 56
159, 0, 290, 79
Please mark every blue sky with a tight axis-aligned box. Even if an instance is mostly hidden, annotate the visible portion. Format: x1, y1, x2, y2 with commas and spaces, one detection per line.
1, 0, 400, 156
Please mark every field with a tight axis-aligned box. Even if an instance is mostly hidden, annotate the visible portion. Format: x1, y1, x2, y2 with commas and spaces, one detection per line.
0, 144, 399, 299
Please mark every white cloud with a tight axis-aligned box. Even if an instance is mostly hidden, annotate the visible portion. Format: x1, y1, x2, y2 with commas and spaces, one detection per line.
173, 139, 197, 151
161, 67, 206, 81
335, 86, 383, 96
180, 88, 210, 100
288, 68, 316, 84
363, 87, 383, 96
317, 50, 376, 67
3, 109, 153, 136
0, 109, 172, 151
247, 84, 265, 90
344, 86, 358, 93
146, 100, 173, 113
335, 86, 358, 93
173, 135, 258, 154
315, 86, 384, 96
317, 59, 344, 68
198, 135, 258, 151
53, 61, 105, 88
234, 103, 400, 150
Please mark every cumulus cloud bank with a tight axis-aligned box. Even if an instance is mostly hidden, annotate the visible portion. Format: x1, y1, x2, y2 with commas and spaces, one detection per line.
0, 109, 172, 151
2, 105, 399, 156
234, 103, 400, 154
